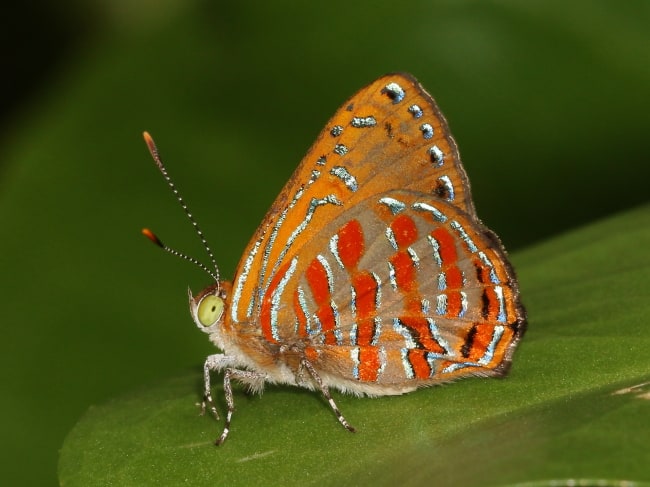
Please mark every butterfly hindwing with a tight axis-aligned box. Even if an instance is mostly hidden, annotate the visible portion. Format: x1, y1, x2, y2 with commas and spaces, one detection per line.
262, 189, 524, 393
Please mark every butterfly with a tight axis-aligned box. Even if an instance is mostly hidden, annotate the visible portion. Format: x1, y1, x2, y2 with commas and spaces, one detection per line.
142, 73, 526, 445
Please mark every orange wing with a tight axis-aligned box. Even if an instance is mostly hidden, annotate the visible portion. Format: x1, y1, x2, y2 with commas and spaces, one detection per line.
228, 73, 478, 327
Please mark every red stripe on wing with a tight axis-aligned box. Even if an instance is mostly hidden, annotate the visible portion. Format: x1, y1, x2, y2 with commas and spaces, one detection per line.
260, 260, 293, 344
306, 258, 337, 345
337, 219, 364, 268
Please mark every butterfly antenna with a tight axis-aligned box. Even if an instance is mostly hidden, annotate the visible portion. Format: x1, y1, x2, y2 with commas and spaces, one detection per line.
142, 131, 220, 285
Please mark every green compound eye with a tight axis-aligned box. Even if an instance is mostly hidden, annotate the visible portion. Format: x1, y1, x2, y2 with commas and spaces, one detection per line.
197, 295, 224, 327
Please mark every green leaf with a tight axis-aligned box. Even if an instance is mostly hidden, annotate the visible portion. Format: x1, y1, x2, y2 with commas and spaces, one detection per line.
59, 205, 650, 486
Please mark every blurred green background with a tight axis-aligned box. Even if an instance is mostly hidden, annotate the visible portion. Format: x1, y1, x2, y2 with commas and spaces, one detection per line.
1, 1, 648, 485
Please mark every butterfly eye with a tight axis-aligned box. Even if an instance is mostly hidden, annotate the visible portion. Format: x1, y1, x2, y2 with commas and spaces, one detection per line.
197, 294, 224, 327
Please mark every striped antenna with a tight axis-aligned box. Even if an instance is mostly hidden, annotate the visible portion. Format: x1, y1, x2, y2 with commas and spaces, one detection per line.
142, 131, 220, 285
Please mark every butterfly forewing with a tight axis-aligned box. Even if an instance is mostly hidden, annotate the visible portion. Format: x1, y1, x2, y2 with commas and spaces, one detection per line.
229, 73, 478, 328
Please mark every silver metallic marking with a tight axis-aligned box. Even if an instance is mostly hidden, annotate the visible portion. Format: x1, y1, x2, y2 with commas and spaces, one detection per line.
494, 286, 506, 323
247, 286, 258, 319
427, 235, 443, 267
478, 251, 500, 284
408, 104, 423, 118
351, 347, 360, 379
437, 175, 455, 201
428, 145, 445, 166
316, 255, 342, 344
413, 201, 447, 222
349, 323, 358, 346
426, 352, 443, 377
329, 234, 345, 269
436, 294, 448, 315
310, 313, 323, 337
377, 347, 388, 376
400, 348, 415, 379
383, 82, 406, 103
421, 298, 431, 314
257, 206, 289, 310
420, 123, 434, 140
478, 325, 505, 366
331, 299, 343, 345
330, 125, 343, 137
427, 318, 452, 355
407, 247, 420, 268
371, 317, 382, 346
437, 272, 447, 291
393, 318, 417, 349
334, 143, 348, 156
350, 284, 357, 316
308, 169, 320, 185
232, 235, 264, 322
350, 116, 377, 128
270, 257, 298, 341
330, 166, 358, 192
388, 262, 397, 290
379, 197, 407, 215
460, 291, 468, 318
297, 286, 312, 333
317, 254, 335, 294
372, 272, 382, 311
385, 227, 398, 250
451, 220, 478, 253
442, 362, 477, 373
260, 191, 302, 277
317, 156, 327, 166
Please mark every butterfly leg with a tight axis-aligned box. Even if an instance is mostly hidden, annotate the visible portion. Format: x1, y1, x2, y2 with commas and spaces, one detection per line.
202, 354, 234, 421
300, 358, 356, 433
217, 367, 267, 445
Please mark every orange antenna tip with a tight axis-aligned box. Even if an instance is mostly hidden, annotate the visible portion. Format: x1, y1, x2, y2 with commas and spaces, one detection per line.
143, 131, 156, 154
142, 228, 164, 248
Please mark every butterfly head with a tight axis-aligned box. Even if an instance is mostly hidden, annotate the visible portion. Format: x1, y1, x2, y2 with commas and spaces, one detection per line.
189, 282, 230, 334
